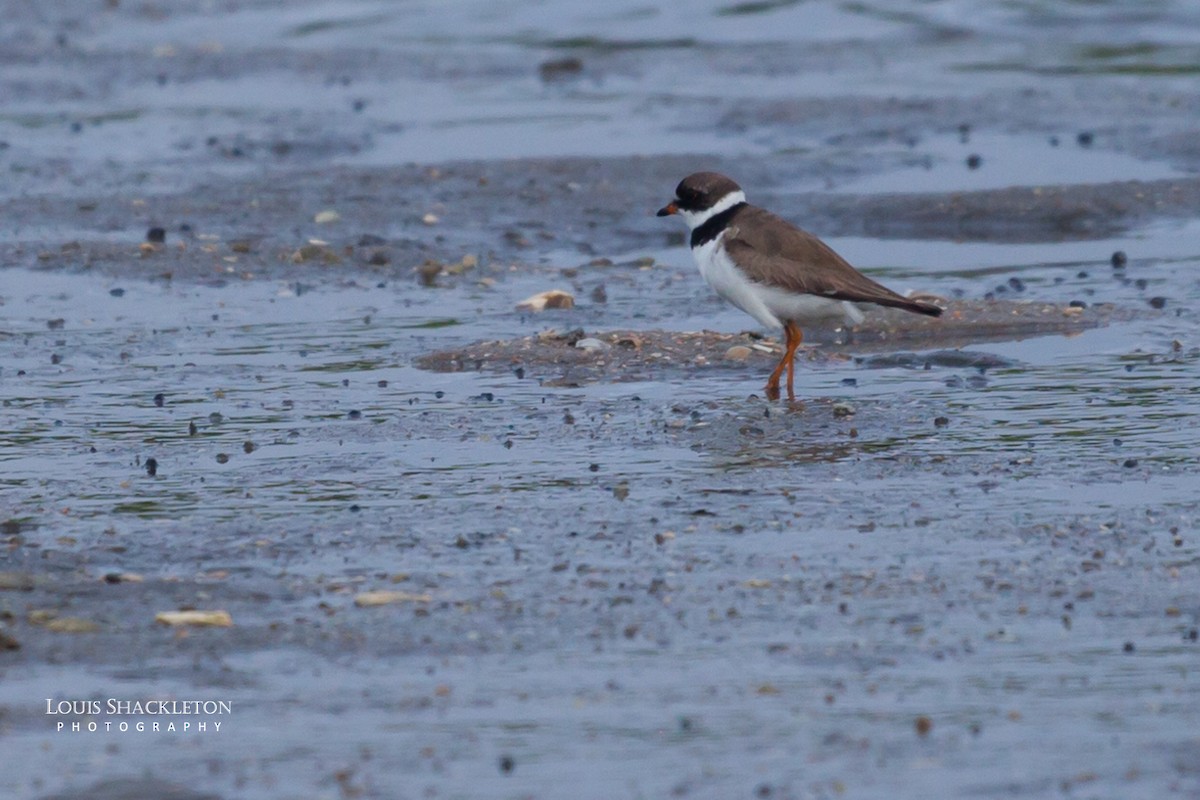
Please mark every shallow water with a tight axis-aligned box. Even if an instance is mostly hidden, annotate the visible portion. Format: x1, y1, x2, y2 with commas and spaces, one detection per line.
4, 214, 1200, 800
3, 1, 1200, 799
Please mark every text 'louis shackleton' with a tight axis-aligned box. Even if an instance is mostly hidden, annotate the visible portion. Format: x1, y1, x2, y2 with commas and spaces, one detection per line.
46, 699, 232, 733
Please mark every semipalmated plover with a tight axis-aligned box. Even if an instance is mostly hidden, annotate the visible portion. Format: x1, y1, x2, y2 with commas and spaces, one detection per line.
657, 171, 942, 400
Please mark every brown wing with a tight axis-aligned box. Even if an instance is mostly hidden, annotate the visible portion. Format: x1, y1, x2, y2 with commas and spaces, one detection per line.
723, 205, 942, 317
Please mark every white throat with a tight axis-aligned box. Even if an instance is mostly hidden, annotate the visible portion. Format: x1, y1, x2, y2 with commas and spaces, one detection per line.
679, 190, 746, 230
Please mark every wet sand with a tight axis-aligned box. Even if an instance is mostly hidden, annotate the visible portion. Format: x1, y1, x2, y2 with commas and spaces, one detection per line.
2, 2, 1200, 799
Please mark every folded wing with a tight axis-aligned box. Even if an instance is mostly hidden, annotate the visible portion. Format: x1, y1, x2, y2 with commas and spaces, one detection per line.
724, 206, 943, 317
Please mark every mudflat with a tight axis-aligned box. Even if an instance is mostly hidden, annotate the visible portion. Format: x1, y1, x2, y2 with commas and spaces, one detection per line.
2, 2, 1199, 798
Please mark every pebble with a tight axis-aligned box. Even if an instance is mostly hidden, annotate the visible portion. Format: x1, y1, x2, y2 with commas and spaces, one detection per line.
45, 618, 100, 633
416, 259, 443, 285
353, 590, 431, 607
143, 457, 160, 476
0, 572, 35, 591
154, 610, 234, 627
615, 334, 642, 349
516, 289, 575, 312
1111, 250, 1127, 269
832, 403, 855, 418
934, 416, 950, 427
215, 453, 230, 464
154, 392, 165, 407
575, 337, 609, 352
966, 154, 982, 169
290, 242, 340, 265
444, 254, 477, 275
1148, 297, 1166, 309
538, 56, 583, 81
1077, 131, 1094, 147
915, 715, 933, 737
313, 209, 341, 224
724, 345, 753, 361
146, 227, 166, 243
421, 212, 440, 226
498, 754, 516, 774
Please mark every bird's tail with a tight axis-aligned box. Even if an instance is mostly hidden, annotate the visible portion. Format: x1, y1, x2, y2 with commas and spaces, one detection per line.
873, 296, 944, 317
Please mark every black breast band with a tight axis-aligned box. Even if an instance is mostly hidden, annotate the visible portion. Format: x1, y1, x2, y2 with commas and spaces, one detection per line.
690, 203, 746, 249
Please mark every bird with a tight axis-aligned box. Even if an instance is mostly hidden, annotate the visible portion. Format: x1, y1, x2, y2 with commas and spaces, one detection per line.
657, 171, 942, 400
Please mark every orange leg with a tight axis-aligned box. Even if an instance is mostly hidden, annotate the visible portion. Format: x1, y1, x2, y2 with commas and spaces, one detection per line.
765, 321, 801, 400
784, 321, 803, 400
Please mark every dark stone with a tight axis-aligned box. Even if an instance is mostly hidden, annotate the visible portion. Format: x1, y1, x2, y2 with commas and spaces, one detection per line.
538, 57, 583, 81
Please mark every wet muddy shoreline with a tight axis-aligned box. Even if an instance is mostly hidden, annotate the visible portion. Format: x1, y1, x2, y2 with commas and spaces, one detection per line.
8, 163, 1200, 292
3, 2, 1200, 799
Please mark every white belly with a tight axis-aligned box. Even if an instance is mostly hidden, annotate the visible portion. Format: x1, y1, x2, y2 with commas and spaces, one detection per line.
691, 236, 863, 330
